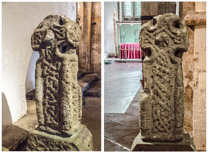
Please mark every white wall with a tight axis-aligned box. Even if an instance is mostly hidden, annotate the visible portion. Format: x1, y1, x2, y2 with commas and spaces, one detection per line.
104, 2, 117, 54
25, 51, 39, 93
2, 2, 76, 124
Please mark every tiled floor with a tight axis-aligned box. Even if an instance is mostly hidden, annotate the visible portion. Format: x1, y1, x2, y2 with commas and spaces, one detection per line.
104, 61, 142, 113
104, 89, 141, 151
104, 61, 142, 151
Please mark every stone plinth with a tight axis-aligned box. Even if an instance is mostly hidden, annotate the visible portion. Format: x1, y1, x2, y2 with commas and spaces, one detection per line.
27, 125, 93, 151
131, 132, 196, 151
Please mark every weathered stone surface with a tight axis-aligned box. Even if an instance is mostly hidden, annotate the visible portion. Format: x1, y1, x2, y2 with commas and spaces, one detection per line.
138, 13, 188, 142
184, 12, 206, 26
32, 15, 82, 135
27, 125, 93, 151
131, 132, 196, 151
27, 15, 93, 151
180, 1, 195, 136
2, 124, 29, 151
181, 2, 206, 151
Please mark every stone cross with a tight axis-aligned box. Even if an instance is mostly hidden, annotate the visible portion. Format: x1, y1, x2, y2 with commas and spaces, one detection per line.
139, 13, 188, 142
132, 13, 195, 151
27, 15, 93, 151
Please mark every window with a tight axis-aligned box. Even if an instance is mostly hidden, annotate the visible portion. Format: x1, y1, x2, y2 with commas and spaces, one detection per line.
134, 2, 141, 17
123, 2, 133, 17
121, 2, 141, 21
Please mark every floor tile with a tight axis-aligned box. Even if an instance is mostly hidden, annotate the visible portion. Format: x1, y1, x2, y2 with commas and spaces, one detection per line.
104, 62, 142, 113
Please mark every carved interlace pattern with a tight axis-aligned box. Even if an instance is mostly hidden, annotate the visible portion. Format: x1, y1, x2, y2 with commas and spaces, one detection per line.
140, 13, 188, 142
31, 15, 82, 136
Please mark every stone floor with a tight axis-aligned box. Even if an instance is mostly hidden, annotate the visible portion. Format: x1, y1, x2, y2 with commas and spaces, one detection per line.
14, 97, 101, 151
104, 61, 142, 113
104, 61, 142, 151
82, 97, 101, 151
104, 89, 141, 151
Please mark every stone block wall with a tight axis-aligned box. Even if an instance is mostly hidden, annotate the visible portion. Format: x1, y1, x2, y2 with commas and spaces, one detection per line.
180, 2, 195, 136
181, 2, 206, 151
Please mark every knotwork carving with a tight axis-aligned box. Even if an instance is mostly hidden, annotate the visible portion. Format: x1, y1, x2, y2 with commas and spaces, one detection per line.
139, 13, 188, 142
32, 15, 82, 136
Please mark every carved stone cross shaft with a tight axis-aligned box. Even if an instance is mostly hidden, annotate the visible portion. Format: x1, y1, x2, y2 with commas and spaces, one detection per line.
32, 15, 82, 136
27, 15, 93, 151
139, 13, 188, 142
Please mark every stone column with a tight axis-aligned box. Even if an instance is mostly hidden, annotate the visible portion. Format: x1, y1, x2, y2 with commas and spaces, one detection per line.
183, 2, 206, 150
131, 13, 195, 151
26, 15, 93, 151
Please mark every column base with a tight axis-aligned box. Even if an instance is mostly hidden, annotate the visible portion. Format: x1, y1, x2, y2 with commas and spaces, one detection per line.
26, 125, 93, 151
131, 132, 196, 151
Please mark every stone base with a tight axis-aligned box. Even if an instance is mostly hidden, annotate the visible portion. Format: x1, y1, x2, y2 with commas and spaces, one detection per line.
26, 125, 93, 151
131, 132, 196, 151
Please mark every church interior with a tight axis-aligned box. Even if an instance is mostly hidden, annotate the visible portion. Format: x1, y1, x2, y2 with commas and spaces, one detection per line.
104, 1, 206, 151
2, 2, 101, 151
1, 1, 206, 152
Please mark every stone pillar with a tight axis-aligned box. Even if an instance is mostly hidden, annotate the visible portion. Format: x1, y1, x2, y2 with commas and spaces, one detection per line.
26, 15, 93, 151
131, 13, 195, 151
183, 2, 206, 151
180, 2, 195, 136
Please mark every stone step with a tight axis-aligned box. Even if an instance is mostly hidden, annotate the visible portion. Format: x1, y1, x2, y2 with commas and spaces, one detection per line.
2, 124, 29, 151
78, 73, 99, 93
77, 69, 87, 80
85, 80, 101, 97
26, 89, 35, 100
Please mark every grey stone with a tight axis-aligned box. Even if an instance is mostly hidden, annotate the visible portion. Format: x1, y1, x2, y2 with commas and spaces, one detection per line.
131, 132, 196, 151
2, 124, 29, 151
26, 15, 93, 151
132, 13, 195, 151
27, 125, 93, 151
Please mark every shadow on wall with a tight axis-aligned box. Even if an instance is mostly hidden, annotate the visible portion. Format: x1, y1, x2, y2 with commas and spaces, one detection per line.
25, 51, 39, 93
2, 92, 12, 125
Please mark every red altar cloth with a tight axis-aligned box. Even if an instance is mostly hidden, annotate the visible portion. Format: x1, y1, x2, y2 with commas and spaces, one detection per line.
120, 43, 142, 59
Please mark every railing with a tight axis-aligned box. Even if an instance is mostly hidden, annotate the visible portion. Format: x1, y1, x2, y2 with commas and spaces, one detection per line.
120, 43, 142, 59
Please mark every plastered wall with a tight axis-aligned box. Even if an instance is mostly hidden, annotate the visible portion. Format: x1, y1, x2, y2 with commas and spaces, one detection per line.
2, 2, 76, 124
